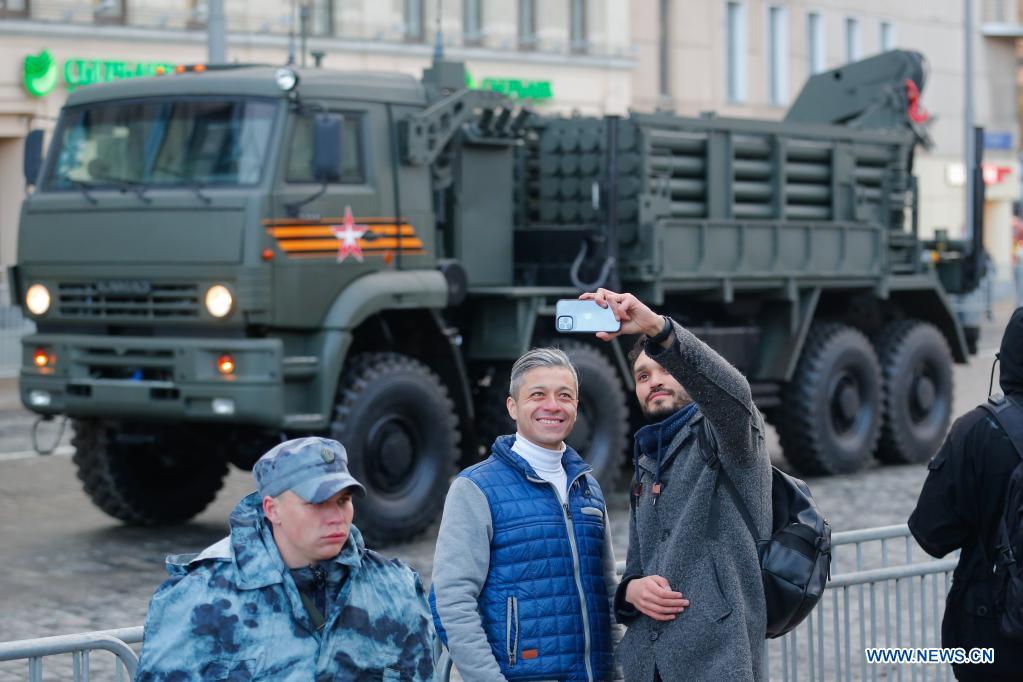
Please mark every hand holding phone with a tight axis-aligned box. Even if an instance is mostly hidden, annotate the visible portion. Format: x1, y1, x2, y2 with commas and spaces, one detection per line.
555, 299, 622, 333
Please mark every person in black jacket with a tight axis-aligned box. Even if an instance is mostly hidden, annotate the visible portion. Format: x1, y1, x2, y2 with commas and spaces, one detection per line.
909, 307, 1023, 681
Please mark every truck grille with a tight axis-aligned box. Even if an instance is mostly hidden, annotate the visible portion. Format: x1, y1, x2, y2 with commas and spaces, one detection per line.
57, 282, 200, 319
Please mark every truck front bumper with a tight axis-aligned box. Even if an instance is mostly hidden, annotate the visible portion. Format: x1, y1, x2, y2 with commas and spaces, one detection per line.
19, 333, 285, 426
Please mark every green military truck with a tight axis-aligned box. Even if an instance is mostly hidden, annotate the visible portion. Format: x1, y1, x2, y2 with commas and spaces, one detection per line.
14, 50, 983, 544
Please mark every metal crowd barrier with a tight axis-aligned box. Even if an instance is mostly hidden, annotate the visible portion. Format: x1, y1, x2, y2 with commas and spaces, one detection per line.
0, 525, 957, 681
0, 626, 143, 681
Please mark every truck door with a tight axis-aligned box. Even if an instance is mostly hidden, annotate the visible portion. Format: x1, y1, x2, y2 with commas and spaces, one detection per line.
269, 101, 388, 325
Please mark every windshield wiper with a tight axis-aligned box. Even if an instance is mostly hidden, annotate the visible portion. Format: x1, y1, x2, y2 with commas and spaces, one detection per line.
58, 176, 99, 205
153, 165, 212, 204
90, 173, 152, 205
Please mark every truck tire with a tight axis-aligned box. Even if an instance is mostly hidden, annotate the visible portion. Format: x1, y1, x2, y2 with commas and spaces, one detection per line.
875, 320, 954, 464
71, 419, 227, 525
331, 353, 459, 546
777, 323, 883, 476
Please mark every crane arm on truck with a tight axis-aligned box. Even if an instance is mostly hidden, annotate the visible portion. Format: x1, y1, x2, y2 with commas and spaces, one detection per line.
784, 49, 933, 148
400, 88, 508, 166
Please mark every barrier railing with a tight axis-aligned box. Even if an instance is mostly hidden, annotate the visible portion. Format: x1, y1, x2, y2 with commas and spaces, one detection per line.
0, 525, 958, 682
0, 626, 142, 682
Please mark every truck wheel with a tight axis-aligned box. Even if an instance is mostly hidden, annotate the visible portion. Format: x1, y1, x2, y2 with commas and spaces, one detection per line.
875, 321, 953, 464
552, 341, 631, 491
777, 324, 882, 475
71, 419, 227, 525
331, 353, 459, 546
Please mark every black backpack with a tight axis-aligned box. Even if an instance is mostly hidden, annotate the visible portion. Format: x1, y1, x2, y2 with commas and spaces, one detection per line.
707, 458, 832, 639
978, 394, 1023, 641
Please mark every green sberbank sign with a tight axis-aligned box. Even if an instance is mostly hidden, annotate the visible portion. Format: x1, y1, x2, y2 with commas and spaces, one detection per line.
23, 49, 175, 97
466, 72, 553, 101
22, 49, 554, 102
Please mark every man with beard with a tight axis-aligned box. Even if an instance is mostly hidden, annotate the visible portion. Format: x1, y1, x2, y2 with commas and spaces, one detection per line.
909, 307, 1023, 681
430, 347, 621, 681
582, 289, 771, 682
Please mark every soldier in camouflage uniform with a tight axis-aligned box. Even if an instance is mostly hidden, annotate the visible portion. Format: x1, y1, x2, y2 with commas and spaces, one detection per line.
135, 436, 437, 681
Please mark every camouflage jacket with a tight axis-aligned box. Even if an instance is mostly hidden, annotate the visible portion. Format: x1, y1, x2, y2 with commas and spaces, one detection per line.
135, 492, 436, 681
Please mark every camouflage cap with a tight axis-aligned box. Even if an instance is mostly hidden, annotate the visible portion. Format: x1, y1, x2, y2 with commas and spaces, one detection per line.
253, 437, 366, 502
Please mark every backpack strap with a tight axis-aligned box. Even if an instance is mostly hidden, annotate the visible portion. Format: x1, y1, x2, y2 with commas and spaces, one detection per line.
979, 395, 1023, 462
977, 396, 1023, 571
705, 450, 765, 545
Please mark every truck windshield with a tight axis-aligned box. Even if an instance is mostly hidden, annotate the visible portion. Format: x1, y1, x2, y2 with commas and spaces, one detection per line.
42, 98, 277, 190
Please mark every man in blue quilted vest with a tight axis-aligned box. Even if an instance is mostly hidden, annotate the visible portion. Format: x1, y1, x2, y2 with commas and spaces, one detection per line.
135, 437, 437, 681
430, 347, 622, 681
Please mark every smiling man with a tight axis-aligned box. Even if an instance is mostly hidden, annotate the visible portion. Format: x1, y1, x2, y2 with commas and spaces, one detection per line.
583, 288, 771, 682
135, 437, 436, 681
430, 348, 621, 681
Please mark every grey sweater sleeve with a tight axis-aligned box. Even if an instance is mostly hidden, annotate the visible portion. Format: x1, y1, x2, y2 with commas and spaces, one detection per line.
645, 320, 766, 469
601, 507, 625, 644
431, 477, 508, 682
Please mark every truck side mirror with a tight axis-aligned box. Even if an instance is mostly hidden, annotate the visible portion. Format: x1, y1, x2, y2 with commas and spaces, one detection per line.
312, 113, 342, 182
23, 129, 44, 187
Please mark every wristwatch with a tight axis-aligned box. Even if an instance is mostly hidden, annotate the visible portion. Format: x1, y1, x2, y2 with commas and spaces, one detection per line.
647, 315, 672, 344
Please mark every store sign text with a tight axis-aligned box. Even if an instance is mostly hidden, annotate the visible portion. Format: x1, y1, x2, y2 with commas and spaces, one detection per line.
23, 49, 175, 97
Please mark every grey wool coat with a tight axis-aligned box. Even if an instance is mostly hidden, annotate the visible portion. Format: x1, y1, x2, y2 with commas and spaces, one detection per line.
615, 320, 771, 682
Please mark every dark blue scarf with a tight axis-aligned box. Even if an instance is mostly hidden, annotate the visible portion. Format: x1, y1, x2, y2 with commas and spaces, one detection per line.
631, 402, 698, 502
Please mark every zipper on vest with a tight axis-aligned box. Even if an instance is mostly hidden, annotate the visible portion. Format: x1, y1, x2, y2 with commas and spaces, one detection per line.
506, 596, 518, 666
561, 479, 595, 682
527, 471, 596, 682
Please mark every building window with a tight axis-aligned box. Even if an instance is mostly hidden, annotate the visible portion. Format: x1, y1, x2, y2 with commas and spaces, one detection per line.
845, 16, 861, 63
726, 1, 747, 103
880, 21, 895, 51
464, 0, 482, 45
404, 0, 424, 42
93, 0, 125, 24
570, 0, 588, 53
187, 0, 207, 29
768, 5, 788, 105
311, 0, 334, 36
659, 0, 671, 97
807, 11, 825, 75
519, 0, 537, 48
0, 0, 30, 18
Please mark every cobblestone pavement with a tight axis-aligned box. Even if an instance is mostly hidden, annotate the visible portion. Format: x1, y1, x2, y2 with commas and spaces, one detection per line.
0, 302, 1012, 680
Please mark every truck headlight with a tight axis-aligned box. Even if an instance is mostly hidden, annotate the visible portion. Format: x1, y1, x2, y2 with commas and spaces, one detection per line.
25, 284, 51, 316
204, 284, 233, 318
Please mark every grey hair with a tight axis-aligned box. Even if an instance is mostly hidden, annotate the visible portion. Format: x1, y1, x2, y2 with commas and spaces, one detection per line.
508, 347, 579, 399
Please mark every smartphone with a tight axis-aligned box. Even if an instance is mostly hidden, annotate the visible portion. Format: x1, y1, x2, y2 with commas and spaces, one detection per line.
555, 299, 621, 333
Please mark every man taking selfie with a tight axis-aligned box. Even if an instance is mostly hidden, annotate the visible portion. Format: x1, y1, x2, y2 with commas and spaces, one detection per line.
430, 347, 621, 681
583, 289, 771, 682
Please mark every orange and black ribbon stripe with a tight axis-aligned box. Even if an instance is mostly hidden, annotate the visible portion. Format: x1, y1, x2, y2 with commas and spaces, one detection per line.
263, 217, 425, 259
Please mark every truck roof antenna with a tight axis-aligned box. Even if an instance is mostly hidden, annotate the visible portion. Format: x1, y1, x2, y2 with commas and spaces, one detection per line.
286, 0, 297, 65
433, 0, 444, 60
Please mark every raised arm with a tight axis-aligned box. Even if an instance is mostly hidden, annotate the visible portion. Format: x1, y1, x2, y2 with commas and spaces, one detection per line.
582, 288, 764, 468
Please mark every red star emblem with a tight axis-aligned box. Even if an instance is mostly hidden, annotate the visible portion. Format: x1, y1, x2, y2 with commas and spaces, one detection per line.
330, 207, 367, 263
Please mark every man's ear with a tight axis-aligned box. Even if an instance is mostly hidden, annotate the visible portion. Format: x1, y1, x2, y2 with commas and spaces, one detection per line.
506, 395, 518, 422
262, 495, 279, 524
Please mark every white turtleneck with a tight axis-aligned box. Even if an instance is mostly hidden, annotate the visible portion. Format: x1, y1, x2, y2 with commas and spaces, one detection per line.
512, 433, 568, 503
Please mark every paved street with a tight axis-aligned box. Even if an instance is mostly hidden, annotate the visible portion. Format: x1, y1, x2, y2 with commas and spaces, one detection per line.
0, 301, 1014, 680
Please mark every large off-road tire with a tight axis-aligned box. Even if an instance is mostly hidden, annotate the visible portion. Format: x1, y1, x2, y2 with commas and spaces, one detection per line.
331, 353, 460, 546
473, 342, 631, 491
71, 419, 228, 525
777, 323, 883, 476
875, 320, 954, 464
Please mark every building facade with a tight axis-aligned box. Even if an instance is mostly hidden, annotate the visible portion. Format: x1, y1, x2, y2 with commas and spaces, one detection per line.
0, 0, 633, 274
631, 0, 1022, 290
